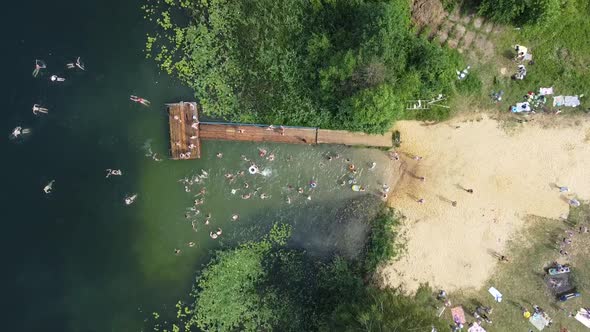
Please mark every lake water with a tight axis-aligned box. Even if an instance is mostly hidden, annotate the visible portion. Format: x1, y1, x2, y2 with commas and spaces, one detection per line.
2, 1, 395, 331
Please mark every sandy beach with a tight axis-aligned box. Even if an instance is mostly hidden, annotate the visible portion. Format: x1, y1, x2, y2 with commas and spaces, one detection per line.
380, 114, 590, 292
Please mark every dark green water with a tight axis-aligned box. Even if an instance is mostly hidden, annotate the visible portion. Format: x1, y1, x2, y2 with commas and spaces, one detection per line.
3, 1, 394, 331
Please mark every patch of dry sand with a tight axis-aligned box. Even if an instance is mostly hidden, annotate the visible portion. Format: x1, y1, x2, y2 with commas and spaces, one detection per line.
380, 115, 590, 292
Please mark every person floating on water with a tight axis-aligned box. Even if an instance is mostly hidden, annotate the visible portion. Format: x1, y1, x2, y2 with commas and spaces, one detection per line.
232, 214, 239, 221
32, 59, 46, 77
10, 126, 31, 139
50, 75, 66, 82
129, 95, 151, 106
105, 169, 123, 178
32, 104, 49, 115
125, 194, 138, 205
43, 180, 55, 194
66, 57, 85, 70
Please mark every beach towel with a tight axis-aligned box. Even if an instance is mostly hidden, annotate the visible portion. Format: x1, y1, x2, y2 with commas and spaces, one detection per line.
529, 312, 550, 331
539, 87, 554, 95
554, 95, 581, 107
511, 102, 531, 113
564, 95, 580, 107
575, 308, 590, 328
488, 287, 503, 302
451, 306, 466, 325
468, 322, 487, 332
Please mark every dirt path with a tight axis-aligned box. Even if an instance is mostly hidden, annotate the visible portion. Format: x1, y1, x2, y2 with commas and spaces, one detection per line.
379, 115, 590, 292
412, 0, 501, 61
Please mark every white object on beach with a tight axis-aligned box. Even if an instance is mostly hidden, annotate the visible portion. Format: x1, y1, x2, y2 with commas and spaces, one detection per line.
488, 286, 503, 302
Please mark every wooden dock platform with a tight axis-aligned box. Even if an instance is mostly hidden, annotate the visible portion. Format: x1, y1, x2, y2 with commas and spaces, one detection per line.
167, 102, 392, 159
199, 123, 317, 144
167, 102, 200, 160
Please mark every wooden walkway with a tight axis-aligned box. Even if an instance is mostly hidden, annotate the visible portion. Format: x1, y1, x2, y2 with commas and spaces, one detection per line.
167, 102, 392, 159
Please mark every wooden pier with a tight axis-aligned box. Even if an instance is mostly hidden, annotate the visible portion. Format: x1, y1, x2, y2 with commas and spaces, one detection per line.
167, 102, 201, 160
167, 102, 392, 159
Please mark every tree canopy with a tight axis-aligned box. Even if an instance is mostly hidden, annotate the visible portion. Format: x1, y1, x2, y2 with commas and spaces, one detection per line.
145, 0, 460, 133
156, 217, 446, 332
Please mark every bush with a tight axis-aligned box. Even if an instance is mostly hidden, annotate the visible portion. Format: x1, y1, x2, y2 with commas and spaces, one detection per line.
145, 0, 460, 133
478, 0, 562, 25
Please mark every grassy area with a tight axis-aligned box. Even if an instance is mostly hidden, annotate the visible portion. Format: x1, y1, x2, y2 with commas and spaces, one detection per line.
448, 205, 590, 331
451, 0, 590, 117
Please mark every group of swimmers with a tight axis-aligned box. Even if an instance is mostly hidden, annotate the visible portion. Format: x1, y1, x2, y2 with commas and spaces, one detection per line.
12, 58, 88, 138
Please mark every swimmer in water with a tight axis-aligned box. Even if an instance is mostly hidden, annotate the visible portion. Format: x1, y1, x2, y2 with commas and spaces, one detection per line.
129, 95, 151, 106
242, 193, 251, 199
194, 198, 204, 205
260, 193, 269, 199
231, 188, 238, 195
258, 148, 267, 157
307, 195, 312, 201
216, 228, 222, 235
125, 194, 138, 205
32, 59, 46, 77
297, 187, 304, 194
43, 180, 55, 194
11, 126, 23, 138
369, 162, 376, 170
216, 152, 223, 158
237, 170, 245, 176
286, 197, 291, 204
32, 104, 49, 115
267, 154, 275, 161
50, 75, 66, 82
67, 57, 85, 70
310, 181, 317, 189
209, 232, 218, 239
188, 242, 195, 247
244, 182, 249, 189
205, 213, 211, 225
231, 214, 239, 221
224, 173, 234, 179
174, 249, 181, 255
241, 155, 249, 161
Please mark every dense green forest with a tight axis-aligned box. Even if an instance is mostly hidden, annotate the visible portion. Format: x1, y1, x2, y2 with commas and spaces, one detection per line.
149, 211, 447, 332
144, 0, 462, 133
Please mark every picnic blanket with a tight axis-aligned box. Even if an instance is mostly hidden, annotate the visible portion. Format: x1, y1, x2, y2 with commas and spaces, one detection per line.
511, 102, 532, 113
451, 306, 466, 325
529, 312, 551, 331
539, 87, 554, 95
553, 95, 581, 107
575, 308, 590, 328
468, 322, 487, 332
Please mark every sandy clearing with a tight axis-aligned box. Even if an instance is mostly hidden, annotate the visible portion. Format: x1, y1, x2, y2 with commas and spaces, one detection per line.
380, 115, 590, 292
